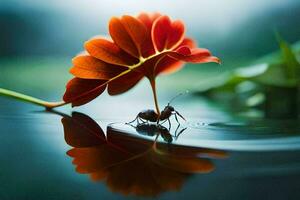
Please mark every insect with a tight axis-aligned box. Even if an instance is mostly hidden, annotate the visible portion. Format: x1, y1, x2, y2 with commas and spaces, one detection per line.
128, 92, 188, 127
128, 123, 187, 144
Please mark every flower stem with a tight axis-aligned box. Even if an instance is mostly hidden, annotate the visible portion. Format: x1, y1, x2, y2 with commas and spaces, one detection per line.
149, 79, 160, 117
0, 88, 66, 109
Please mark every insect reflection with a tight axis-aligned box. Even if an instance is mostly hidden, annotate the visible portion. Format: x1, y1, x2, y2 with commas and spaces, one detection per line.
59, 111, 228, 197
128, 123, 187, 143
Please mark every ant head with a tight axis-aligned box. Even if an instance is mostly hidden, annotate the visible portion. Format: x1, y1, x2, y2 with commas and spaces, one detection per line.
165, 105, 174, 111
167, 90, 189, 106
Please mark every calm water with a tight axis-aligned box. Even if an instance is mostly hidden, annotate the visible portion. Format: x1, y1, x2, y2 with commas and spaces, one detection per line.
1, 85, 300, 200
0, 60, 300, 200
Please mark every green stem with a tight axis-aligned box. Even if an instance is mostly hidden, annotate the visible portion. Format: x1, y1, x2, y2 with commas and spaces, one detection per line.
149, 79, 160, 117
0, 88, 66, 109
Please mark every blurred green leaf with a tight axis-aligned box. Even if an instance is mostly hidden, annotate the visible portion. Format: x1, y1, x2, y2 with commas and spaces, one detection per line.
252, 63, 299, 87
197, 34, 300, 114
199, 35, 300, 93
276, 32, 300, 80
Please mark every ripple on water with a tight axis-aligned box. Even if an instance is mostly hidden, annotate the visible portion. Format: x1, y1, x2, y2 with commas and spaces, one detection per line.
109, 118, 300, 152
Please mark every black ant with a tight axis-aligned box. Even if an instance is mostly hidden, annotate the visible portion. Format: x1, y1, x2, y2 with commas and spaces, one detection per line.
128, 92, 187, 128
128, 123, 187, 144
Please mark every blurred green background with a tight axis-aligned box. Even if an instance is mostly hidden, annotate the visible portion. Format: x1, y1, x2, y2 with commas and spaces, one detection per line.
1, 0, 300, 99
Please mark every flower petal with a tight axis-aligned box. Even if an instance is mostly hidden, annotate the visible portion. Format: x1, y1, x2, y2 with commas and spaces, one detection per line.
63, 78, 106, 107
155, 57, 183, 75
121, 15, 147, 55
179, 37, 197, 49
62, 112, 106, 148
70, 55, 128, 80
109, 16, 147, 58
137, 12, 161, 57
137, 12, 160, 30
85, 38, 138, 66
152, 16, 185, 52
169, 46, 221, 63
155, 38, 195, 75
108, 71, 143, 95
166, 20, 185, 49
152, 154, 214, 173
152, 16, 171, 52
64, 13, 221, 107
90, 171, 108, 181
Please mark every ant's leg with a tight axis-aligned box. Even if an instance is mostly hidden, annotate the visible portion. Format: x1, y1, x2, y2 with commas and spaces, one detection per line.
175, 127, 187, 140
160, 119, 167, 125
137, 117, 141, 124
175, 111, 186, 121
140, 118, 146, 123
127, 115, 138, 124
168, 118, 171, 129
167, 122, 172, 132
174, 113, 180, 125
174, 123, 180, 137
126, 122, 137, 129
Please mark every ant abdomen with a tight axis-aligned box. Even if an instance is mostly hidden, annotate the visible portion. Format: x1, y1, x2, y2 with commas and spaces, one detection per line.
138, 109, 158, 122
157, 125, 173, 143
135, 124, 158, 136
129, 92, 187, 125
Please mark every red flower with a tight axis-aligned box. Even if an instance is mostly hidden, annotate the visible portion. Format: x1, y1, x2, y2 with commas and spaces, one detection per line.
63, 13, 220, 109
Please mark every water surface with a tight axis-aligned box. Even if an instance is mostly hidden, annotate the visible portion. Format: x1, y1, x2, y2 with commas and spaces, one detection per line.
1, 86, 300, 200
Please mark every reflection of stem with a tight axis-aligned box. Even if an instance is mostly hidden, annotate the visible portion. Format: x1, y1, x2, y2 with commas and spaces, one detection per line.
107, 133, 160, 169
152, 132, 160, 149
151, 132, 170, 156
150, 79, 160, 119
152, 133, 170, 156
0, 88, 66, 109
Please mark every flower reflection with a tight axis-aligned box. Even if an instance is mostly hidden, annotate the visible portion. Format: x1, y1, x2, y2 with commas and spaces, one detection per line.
62, 112, 227, 197
128, 122, 187, 143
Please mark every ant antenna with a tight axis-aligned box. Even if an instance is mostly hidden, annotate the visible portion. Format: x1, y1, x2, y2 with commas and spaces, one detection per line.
168, 90, 189, 105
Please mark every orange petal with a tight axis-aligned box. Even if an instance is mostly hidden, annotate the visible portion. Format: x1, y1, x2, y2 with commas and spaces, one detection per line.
153, 154, 215, 173
137, 12, 153, 30
121, 15, 147, 55
108, 71, 143, 95
179, 37, 197, 48
155, 56, 183, 75
109, 16, 146, 58
63, 78, 106, 107
138, 12, 161, 57
169, 46, 221, 63
90, 171, 107, 181
67, 145, 130, 173
85, 38, 138, 66
62, 112, 106, 148
166, 20, 185, 49
137, 12, 162, 33
70, 55, 128, 80
67, 147, 108, 173
152, 16, 185, 52
152, 15, 171, 52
